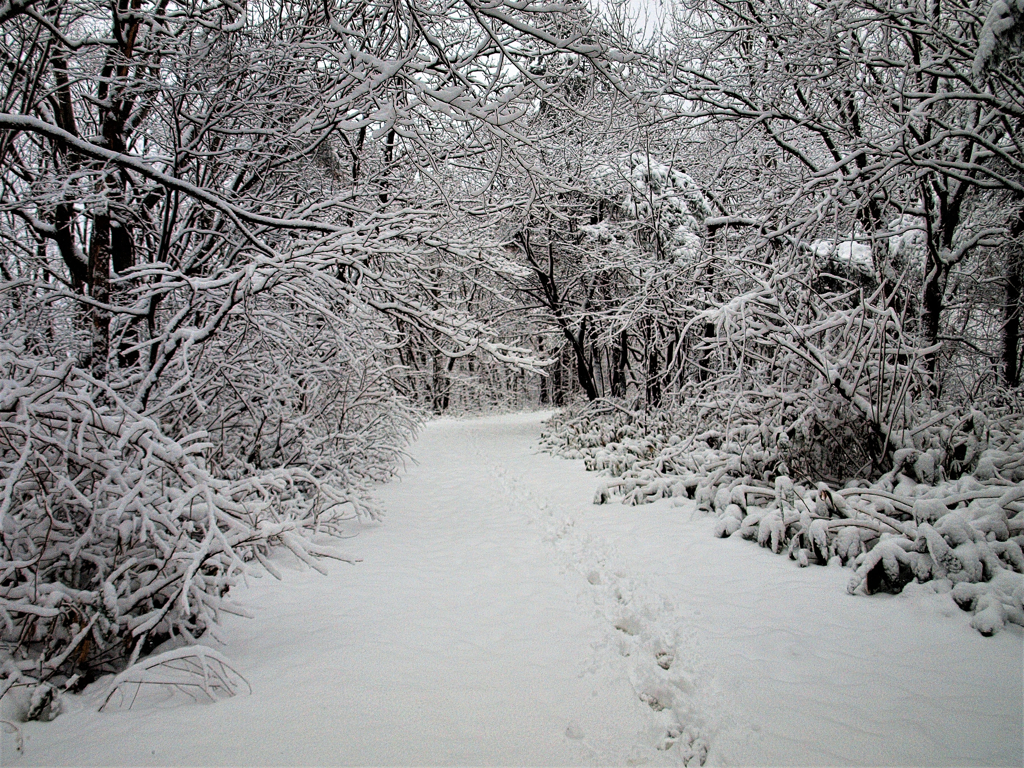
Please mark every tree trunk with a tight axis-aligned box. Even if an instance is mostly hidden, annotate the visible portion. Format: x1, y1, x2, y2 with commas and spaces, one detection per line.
591, 337, 604, 399
552, 346, 565, 406
697, 320, 715, 383
611, 330, 628, 397
538, 336, 550, 405
1003, 207, 1024, 387
921, 246, 949, 379
560, 318, 599, 401
432, 352, 456, 413
89, 213, 111, 381
572, 338, 599, 400
644, 317, 661, 407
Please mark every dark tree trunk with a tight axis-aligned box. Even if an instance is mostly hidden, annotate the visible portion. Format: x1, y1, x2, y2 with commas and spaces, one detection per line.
921, 246, 949, 377
432, 353, 456, 413
697, 320, 715, 383
1003, 207, 1024, 387
552, 346, 565, 406
88, 214, 111, 381
538, 336, 550, 405
611, 330, 628, 398
591, 338, 604, 399
561, 318, 599, 401
111, 219, 134, 274
644, 318, 661, 407
572, 336, 599, 400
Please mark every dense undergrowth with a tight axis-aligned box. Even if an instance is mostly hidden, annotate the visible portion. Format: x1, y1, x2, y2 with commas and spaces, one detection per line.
540, 398, 1024, 636
0, 332, 419, 722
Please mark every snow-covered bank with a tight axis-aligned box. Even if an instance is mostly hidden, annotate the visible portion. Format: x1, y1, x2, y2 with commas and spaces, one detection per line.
3, 412, 1021, 766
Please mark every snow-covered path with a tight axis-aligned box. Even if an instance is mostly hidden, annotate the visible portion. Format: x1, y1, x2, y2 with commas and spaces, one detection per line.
5, 412, 1022, 766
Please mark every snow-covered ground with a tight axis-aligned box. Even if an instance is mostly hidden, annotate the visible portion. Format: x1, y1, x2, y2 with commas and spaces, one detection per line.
4, 412, 1021, 766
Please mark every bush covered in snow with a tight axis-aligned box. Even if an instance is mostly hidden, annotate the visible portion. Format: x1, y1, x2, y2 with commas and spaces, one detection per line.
541, 398, 1024, 636
0, 330, 418, 716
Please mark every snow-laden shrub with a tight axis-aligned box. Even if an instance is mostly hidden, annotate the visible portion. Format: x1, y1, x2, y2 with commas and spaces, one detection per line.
541, 400, 1024, 635
0, 329, 416, 708
99, 646, 250, 712
161, 302, 419, 495
696, 271, 940, 480
538, 259, 1024, 638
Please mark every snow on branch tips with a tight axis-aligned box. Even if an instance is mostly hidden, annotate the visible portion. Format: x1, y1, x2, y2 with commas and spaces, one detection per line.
100, 647, 250, 712
541, 391, 1024, 636
974, 0, 1024, 74
0, 339, 381, 709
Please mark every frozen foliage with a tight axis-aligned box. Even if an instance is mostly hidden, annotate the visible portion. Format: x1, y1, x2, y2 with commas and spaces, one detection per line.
100, 646, 250, 712
0, 334, 414, 706
684, 269, 939, 483
541, 399, 1024, 636
584, 154, 713, 263
622, 155, 715, 263
808, 239, 875, 277
975, 0, 1024, 73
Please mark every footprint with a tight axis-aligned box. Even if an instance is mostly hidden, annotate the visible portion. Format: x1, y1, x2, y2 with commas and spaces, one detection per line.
657, 724, 709, 765
639, 691, 666, 711
614, 616, 641, 636
521, 471, 715, 766
657, 726, 681, 751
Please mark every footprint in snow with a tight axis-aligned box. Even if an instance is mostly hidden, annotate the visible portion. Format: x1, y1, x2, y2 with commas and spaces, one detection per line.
499, 462, 716, 765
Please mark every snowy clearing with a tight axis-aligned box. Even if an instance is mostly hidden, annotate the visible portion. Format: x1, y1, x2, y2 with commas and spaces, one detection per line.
3, 412, 1021, 766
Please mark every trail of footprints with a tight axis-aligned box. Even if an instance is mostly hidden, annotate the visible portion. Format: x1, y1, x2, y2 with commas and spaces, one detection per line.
575, 542, 710, 765
494, 465, 712, 767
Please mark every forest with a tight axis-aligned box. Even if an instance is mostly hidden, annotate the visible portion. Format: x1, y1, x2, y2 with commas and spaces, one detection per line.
1, 0, 1022, 727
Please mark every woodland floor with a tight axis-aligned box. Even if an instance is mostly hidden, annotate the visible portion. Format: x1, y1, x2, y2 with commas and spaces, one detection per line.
3, 411, 1022, 766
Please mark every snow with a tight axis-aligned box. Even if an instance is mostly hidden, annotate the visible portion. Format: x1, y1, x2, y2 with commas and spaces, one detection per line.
4, 412, 1021, 766
975, 0, 1023, 74
810, 239, 875, 277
